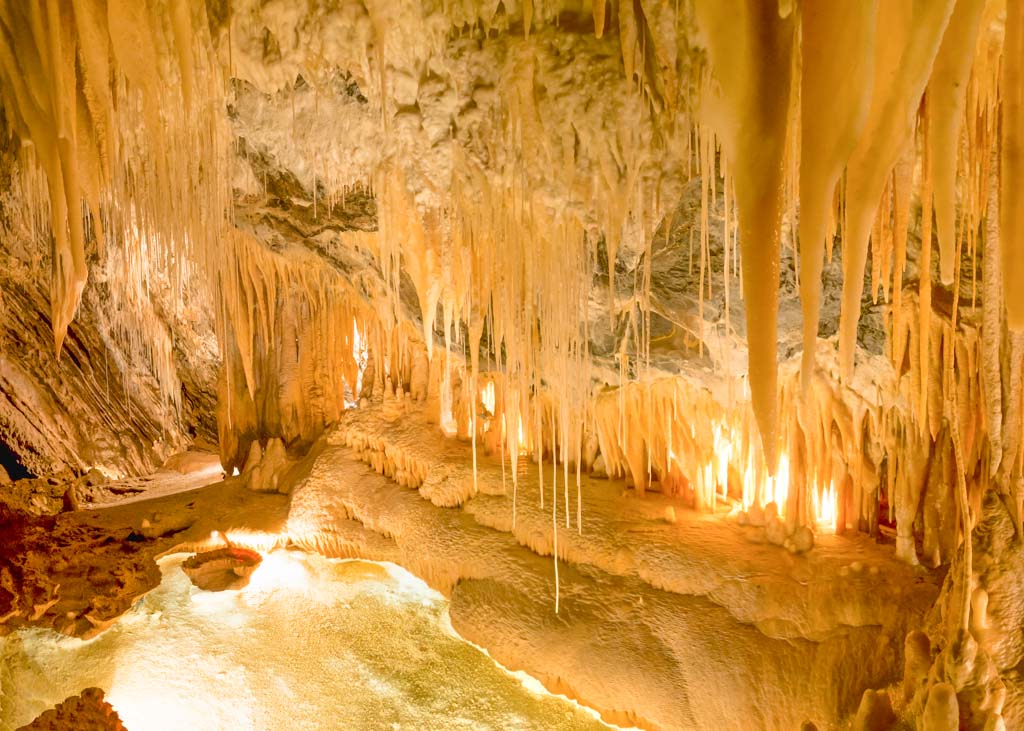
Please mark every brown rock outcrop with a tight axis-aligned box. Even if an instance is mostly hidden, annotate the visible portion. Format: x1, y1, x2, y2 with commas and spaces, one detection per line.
16, 688, 127, 731
181, 547, 263, 591
0, 503, 162, 639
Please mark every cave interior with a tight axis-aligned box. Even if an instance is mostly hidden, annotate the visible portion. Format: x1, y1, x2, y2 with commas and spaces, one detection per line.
1, 1, 1023, 730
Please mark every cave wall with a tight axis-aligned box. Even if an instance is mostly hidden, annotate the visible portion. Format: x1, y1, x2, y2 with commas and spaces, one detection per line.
0, 141, 218, 478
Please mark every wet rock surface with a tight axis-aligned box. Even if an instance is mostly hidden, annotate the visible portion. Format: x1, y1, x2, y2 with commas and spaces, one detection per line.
181, 547, 263, 591
286, 404, 943, 730
1, 466, 288, 641
0, 502, 164, 639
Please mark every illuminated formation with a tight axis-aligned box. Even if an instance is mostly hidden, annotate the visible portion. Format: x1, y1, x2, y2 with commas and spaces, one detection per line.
0, 0, 1022, 730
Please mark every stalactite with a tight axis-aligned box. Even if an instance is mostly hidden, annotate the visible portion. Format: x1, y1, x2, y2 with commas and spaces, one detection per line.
870, 182, 889, 305
837, 0, 955, 379
920, 107, 935, 433
928, 0, 986, 286
1002, 0, 1024, 329
891, 145, 914, 369
797, 0, 877, 390
1000, 334, 1024, 485
983, 144, 1004, 477
694, 0, 794, 472
552, 416, 560, 613
592, 0, 606, 39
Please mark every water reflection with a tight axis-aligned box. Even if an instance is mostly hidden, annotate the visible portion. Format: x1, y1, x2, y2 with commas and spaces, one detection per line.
1, 551, 609, 731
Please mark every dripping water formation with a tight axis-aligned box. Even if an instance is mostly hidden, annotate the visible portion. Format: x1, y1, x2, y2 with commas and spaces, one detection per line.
0, 1, 1022, 730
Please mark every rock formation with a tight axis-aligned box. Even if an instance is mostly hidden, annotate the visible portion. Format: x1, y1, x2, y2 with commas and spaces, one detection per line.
181, 546, 262, 591
16, 688, 127, 731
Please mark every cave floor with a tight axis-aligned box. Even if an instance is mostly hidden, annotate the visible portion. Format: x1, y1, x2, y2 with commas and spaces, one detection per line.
79, 454, 224, 510
2, 405, 944, 729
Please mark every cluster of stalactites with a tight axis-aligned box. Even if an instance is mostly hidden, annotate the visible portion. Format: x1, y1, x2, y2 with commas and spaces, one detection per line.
373, 136, 602, 494
215, 227, 364, 466
444, 307, 1005, 566
220, 0, 683, 501
682, 0, 1024, 484
358, 0, 1020, 514
6, 0, 1021, 573
0, 0, 229, 401
214, 229, 390, 471
304, 0, 1024, 561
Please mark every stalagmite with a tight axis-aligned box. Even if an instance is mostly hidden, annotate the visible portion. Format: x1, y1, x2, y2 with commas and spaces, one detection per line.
851, 689, 895, 731
922, 682, 959, 731
903, 631, 931, 703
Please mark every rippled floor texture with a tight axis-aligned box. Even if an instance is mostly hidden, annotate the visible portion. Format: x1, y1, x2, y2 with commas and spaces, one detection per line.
1, 550, 609, 730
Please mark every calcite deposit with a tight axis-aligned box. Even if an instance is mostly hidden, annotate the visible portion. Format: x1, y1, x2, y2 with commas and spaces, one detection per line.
1, 0, 1023, 729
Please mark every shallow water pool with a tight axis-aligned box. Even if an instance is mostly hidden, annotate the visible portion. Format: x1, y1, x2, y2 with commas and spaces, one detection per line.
0, 550, 609, 730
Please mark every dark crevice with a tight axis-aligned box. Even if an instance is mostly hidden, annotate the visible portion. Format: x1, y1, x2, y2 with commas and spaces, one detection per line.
0, 437, 33, 480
